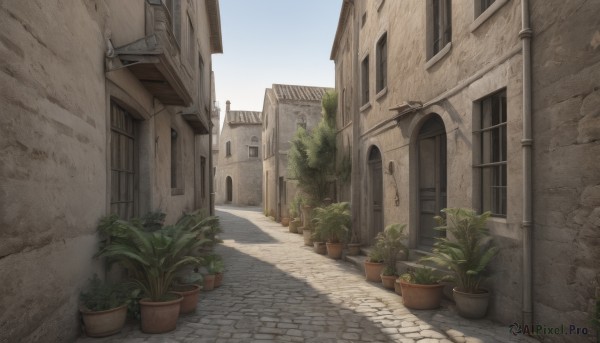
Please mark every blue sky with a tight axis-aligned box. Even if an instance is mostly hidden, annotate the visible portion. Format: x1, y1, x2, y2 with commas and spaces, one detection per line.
213, 0, 342, 125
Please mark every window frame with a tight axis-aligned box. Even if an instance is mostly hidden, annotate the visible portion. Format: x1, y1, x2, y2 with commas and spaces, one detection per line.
249, 146, 259, 158
361, 54, 370, 107
225, 140, 231, 157
376, 33, 388, 95
474, 89, 507, 217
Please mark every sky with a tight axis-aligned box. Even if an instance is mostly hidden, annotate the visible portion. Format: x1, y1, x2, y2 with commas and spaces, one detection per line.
212, 0, 343, 128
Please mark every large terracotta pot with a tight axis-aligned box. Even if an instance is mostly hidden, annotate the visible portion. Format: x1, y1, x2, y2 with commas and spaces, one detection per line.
296, 225, 304, 234
364, 261, 384, 282
214, 272, 223, 288
80, 304, 127, 337
170, 284, 201, 314
203, 274, 216, 291
289, 219, 299, 233
346, 243, 361, 256
281, 217, 290, 227
139, 295, 183, 334
380, 274, 397, 290
314, 241, 327, 254
400, 281, 444, 310
394, 278, 403, 295
301, 205, 313, 227
453, 287, 490, 319
326, 242, 344, 259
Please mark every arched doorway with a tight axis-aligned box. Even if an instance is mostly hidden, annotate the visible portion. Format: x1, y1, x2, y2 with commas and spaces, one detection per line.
417, 115, 447, 248
226, 176, 233, 203
368, 146, 383, 245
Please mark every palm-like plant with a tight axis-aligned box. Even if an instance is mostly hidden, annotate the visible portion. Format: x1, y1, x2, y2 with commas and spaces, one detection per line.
313, 202, 351, 243
96, 215, 207, 302
375, 223, 408, 276
423, 208, 498, 293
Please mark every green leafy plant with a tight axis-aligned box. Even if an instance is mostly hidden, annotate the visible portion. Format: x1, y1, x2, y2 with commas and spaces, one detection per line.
375, 223, 408, 276
96, 215, 207, 302
313, 202, 351, 243
422, 208, 498, 293
399, 267, 440, 285
367, 244, 385, 263
80, 274, 131, 311
204, 254, 224, 274
289, 194, 302, 219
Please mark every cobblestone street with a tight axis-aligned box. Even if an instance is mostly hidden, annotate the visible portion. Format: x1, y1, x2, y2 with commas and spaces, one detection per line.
77, 206, 538, 343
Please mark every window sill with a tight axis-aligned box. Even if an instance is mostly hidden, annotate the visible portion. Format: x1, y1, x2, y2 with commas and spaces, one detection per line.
425, 42, 452, 71
359, 102, 372, 113
375, 87, 387, 101
171, 188, 184, 196
470, 0, 509, 33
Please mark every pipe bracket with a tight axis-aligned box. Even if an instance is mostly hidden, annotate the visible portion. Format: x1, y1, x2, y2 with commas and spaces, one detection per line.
521, 139, 533, 146
519, 28, 533, 40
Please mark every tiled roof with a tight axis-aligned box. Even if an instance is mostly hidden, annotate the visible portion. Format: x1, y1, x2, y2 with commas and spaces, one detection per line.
226, 111, 262, 125
272, 84, 333, 102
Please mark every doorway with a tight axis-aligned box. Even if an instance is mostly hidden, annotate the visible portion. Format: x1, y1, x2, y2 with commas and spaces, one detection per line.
417, 115, 447, 248
226, 176, 233, 203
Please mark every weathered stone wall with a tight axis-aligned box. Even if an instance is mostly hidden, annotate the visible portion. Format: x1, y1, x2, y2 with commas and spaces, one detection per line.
530, 1, 600, 341
216, 122, 262, 206
262, 90, 278, 217
0, 0, 218, 341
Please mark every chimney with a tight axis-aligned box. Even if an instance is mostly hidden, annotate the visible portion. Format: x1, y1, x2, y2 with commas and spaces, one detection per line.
226, 100, 231, 114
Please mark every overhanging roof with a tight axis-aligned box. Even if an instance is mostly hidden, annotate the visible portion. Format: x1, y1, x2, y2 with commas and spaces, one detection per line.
206, 0, 223, 54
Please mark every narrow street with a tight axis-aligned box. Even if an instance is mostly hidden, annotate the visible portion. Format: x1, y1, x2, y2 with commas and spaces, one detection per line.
77, 206, 538, 343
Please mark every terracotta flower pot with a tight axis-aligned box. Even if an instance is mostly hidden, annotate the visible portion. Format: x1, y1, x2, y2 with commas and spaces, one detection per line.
313, 241, 327, 254
297, 225, 304, 234
301, 205, 313, 227
139, 295, 183, 334
281, 217, 290, 227
214, 272, 223, 288
289, 219, 299, 233
394, 278, 403, 295
346, 243, 361, 256
453, 287, 490, 319
400, 281, 444, 310
80, 304, 127, 337
364, 261, 384, 282
380, 274, 397, 290
203, 274, 216, 291
326, 242, 344, 259
170, 284, 201, 314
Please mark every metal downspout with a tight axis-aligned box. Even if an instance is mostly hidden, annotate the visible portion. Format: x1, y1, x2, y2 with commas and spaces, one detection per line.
519, 0, 534, 329
349, 0, 361, 244
275, 105, 280, 222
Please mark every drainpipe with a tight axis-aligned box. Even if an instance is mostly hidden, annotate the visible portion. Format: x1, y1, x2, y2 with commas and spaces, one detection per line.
519, 0, 534, 329
349, 0, 361, 244
275, 105, 280, 221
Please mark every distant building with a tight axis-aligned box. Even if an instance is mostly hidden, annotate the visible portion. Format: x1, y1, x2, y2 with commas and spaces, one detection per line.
215, 101, 263, 206
331, 0, 600, 341
0, 1, 222, 341
261, 84, 333, 220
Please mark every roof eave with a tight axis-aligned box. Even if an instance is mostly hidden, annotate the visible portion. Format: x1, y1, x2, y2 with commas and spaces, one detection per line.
330, 0, 352, 61
206, 0, 223, 54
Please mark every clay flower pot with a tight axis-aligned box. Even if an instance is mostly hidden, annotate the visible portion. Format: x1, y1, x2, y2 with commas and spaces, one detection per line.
400, 281, 444, 310
214, 272, 223, 288
303, 228, 313, 246
281, 217, 290, 227
364, 261, 384, 282
380, 274, 397, 290
203, 274, 216, 291
346, 243, 361, 256
139, 295, 183, 334
289, 219, 299, 233
314, 241, 327, 254
453, 287, 490, 319
170, 284, 201, 314
326, 242, 344, 259
80, 304, 127, 337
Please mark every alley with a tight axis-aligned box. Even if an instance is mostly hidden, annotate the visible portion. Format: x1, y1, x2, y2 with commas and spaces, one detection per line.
77, 206, 538, 343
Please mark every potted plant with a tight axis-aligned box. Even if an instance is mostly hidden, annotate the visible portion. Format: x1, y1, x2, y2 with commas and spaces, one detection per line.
96, 215, 206, 333
311, 228, 327, 255
202, 254, 224, 291
423, 208, 499, 319
364, 245, 385, 282
171, 271, 204, 315
79, 275, 131, 337
313, 202, 351, 259
346, 229, 361, 256
376, 223, 408, 289
399, 267, 445, 310
288, 194, 302, 233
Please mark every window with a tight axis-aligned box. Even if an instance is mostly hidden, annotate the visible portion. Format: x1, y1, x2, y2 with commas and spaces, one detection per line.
187, 16, 194, 64
171, 128, 183, 193
476, 0, 495, 16
429, 0, 451, 58
249, 146, 259, 158
361, 12, 367, 28
376, 33, 387, 94
110, 102, 137, 219
200, 156, 206, 199
361, 55, 370, 106
226, 141, 231, 157
476, 90, 507, 216
163, 0, 181, 44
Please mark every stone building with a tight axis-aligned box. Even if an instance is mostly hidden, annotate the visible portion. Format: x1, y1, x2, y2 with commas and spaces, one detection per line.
331, 0, 599, 341
261, 84, 333, 221
0, 0, 222, 342
215, 101, 263, 206
211, 74, 221, 205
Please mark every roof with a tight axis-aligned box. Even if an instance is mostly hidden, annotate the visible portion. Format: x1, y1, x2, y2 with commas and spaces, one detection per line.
226, 111, 262, 125
330, 0, 353, 61
206, 0, 223, 54
272, 84, 333, 102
